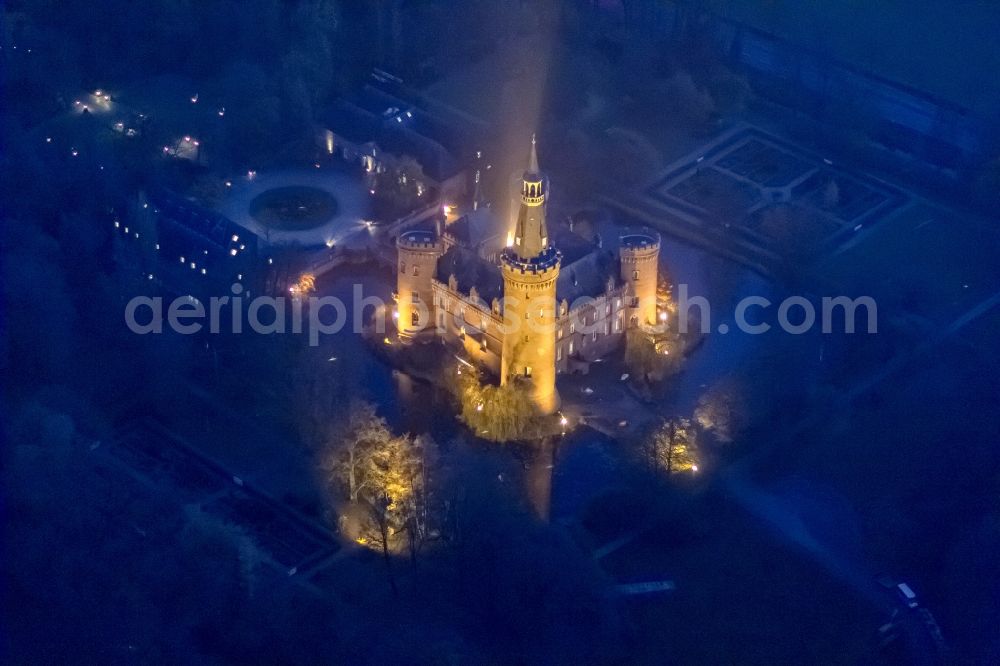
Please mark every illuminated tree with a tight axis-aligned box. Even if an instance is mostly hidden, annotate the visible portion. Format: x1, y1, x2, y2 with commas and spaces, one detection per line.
322, 401, 437, 568
450, 364, 536, 442
645, 417, 699, 475
321, 401, 393, 503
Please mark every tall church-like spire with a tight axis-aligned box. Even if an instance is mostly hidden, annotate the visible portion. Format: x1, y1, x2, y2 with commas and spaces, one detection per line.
511, 135, 549, 261
499, 134, 562, 415
528, 133, 539, 174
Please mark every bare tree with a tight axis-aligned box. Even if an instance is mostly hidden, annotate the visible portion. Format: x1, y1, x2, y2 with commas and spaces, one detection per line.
646, 417, 699, 474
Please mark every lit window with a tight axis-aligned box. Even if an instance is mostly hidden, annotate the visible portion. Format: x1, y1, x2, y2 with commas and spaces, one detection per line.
411, 311, 419, 326
524, 366, 532, 377
569, 342, 574, 354
557, 346, 563, 361
232, 234, 239, 242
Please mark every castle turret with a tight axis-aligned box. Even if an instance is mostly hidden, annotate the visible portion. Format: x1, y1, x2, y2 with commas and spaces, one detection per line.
619, 231, 661, 327
396, 229, 442, 340
500, 136, 561, 414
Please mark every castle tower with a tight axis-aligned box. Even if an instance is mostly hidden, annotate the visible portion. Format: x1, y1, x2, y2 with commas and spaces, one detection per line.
619, 231, 661, 327
396, 229, 442, 340
500, 136, 561, 415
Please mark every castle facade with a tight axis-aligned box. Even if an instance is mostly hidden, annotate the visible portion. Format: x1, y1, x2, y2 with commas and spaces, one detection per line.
395, 138, 662, 414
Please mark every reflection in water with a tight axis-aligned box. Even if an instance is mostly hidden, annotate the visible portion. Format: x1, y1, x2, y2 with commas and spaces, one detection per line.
525, 438, 556, 522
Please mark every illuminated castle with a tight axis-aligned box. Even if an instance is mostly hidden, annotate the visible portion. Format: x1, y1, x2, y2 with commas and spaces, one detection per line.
395, 137, 662, 415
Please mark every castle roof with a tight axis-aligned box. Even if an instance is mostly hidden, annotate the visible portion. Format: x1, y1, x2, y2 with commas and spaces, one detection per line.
444, 206, 503, 249
435, 245, 504, 303
557, 250, 619, 304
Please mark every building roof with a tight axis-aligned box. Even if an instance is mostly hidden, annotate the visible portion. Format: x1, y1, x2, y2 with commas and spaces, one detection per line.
557, 250, 619, 304
322, 101, 381, 144
324, 84, 466, 183
551, 224, 596, 267
148, 189, 256, 254
435, 245, 504, 304
444, 206, 503, 249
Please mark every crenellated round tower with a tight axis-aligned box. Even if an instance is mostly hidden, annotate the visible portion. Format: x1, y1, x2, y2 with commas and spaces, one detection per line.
396, 229, 442, 340
500, 136, 561, 415
619, 231, 661, 327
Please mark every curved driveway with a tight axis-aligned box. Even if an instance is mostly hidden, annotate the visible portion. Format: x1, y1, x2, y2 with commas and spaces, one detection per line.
217, 168, 371, 248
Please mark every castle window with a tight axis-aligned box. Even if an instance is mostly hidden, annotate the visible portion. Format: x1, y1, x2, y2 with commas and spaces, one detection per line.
604, 322, 610, 335
557, 346, 563, 361
413, 265, 419, 276
606, 304, 611, 315
412, 291, 419, 303
615, 315, 622, 332
524, 366, 532, 378
570, 324, 575, 334
411, 311, 419, 326
557, 328, 563, 340
400, 262, 406, 274
569, 341, 574, 355
633, 270, 639, 280
592, 331, 597, 342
